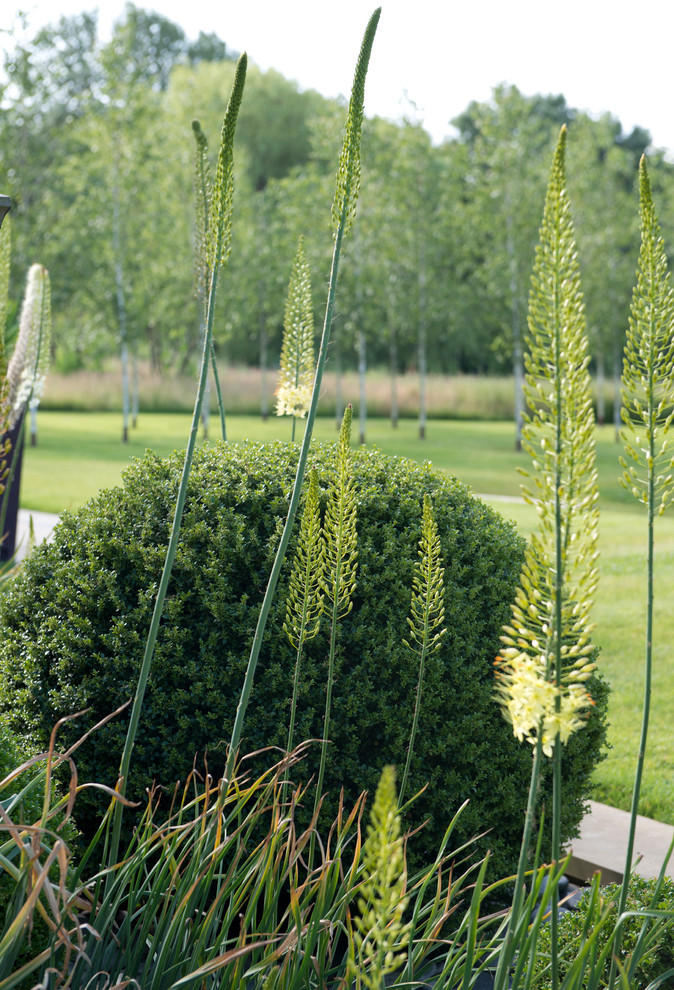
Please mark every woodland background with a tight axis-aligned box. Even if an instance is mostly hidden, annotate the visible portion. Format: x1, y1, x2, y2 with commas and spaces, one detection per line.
2, 3, 670, 428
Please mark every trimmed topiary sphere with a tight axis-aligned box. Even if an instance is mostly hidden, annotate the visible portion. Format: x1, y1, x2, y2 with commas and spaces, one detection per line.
0, 440, 607, 877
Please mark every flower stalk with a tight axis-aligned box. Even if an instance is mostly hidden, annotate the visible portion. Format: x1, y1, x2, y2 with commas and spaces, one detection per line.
283, 465, 325, 756
610, 155, 674, 987
399, 494, 445, 805
192, 118, 227, 440
313, 405, 358, 828
223, 9, 380, 788
276, 236, 315, 440
494, 125, 599, 990
347, 766, 410, 990
108, 53, 247, 869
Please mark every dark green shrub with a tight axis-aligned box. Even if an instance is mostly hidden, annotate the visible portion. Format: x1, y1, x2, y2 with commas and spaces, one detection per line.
530, 875, 674, 988
0, 440, 607, 877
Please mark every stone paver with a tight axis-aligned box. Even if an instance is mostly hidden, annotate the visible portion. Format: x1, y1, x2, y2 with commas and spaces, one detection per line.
567, 799, 674, 884
14, 509, 59, 561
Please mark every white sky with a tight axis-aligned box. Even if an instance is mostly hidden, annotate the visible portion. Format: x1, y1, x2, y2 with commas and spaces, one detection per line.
10, 0, 674, 155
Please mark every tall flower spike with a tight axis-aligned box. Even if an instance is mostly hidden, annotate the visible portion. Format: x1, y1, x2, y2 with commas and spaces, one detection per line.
495, 126, 599, 758
224, 13, 378, 790
192, 119, 212, 301
404, 495, 446, 655
347, 766, 411, 990
400, 494, 446, 803
8, 264, 52, 428
284, 466, 325, 755
276, 236, 315, 425
284, 466, 324, 649
331, 8, 381, 238
321, 404, 358, 619
620, 156, 674, 516
611, 156, 674, 976
311, 405, 358, 845
208, 53, 247, 274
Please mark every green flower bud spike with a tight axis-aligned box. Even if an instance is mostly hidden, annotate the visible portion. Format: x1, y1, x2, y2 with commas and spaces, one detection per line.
311, 406, 358, 844
284, 465, 325, 755
399, 494, 446, 805
495, 126, 599, 765
332, 8, 381, 237
610, 157, 674, 988
192, 120, 210, 299
192, 117, 227, 439
208, 53, 247, 275
347, 766, 411, 990
493, 126, 599, 990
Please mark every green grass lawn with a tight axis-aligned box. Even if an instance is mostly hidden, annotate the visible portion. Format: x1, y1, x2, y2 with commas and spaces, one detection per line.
17, 411, 673, 823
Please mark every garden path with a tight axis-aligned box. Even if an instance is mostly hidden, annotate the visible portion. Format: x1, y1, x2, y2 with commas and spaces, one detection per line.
15, 508, 58, 561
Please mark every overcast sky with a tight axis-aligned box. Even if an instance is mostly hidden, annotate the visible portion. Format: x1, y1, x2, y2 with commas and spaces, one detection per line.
11, 0, 674, 155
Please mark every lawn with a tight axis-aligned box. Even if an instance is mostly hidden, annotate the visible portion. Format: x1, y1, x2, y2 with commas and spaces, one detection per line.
16, 411, 672, 823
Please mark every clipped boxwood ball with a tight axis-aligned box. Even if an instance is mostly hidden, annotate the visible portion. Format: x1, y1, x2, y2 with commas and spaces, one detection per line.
0, 441, 607, 876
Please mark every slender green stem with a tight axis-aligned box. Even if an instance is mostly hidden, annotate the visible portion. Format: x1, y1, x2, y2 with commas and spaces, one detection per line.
109, 54, 246, 860
223, 218, 347, 788
313, 593, 340, 821
400, 639, 428, 806
286, 639, 305, 757
108, 260, 222, 868
210, 342, 226, 440
610, 419, 655, 990
494, 735, 544, 990
611, 157, 667, 985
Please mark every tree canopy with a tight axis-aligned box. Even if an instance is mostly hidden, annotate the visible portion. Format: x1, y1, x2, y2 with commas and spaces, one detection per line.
2, 6, 672, 387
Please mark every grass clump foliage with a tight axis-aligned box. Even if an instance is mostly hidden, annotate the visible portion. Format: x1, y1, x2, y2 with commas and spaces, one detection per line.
0, 436, 607, 880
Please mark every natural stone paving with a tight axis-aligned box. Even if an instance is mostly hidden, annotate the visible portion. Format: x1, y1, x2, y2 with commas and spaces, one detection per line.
567, 799, 674, 884
15, 508, 59, 561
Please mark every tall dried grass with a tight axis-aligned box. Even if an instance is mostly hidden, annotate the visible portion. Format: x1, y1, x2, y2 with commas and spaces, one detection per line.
41, 364, 618, 421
